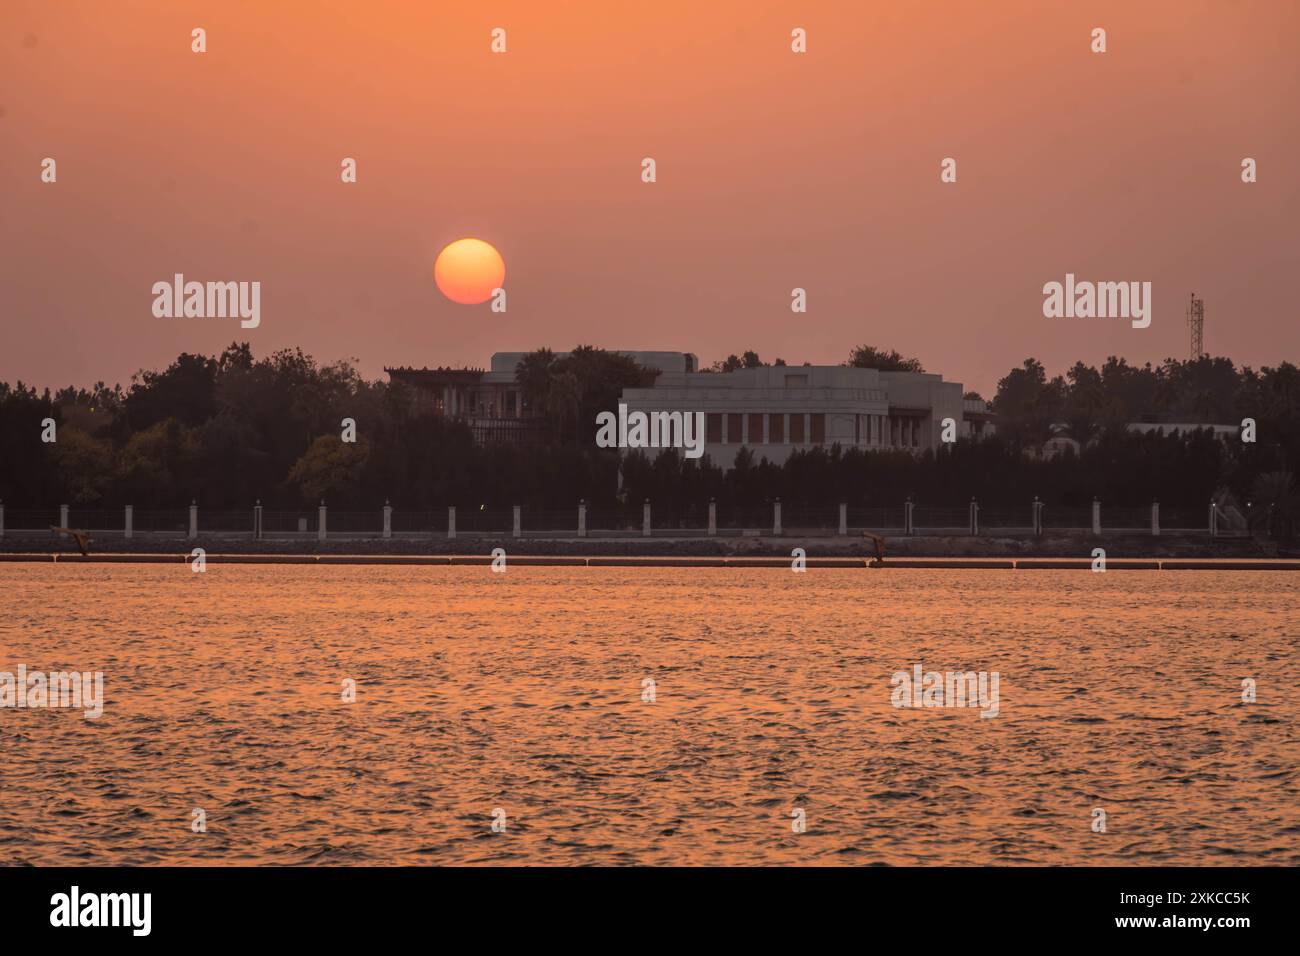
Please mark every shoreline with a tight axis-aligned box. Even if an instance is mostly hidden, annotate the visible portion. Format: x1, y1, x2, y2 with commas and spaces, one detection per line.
0, 530, 1293, 563
2, 552, 1298, 570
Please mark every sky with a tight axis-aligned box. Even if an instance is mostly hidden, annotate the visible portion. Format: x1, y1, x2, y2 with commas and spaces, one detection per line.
2, 0, 1297, 398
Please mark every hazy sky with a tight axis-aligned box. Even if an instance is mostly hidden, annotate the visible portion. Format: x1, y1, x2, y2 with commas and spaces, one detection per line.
3, 0, 1297, 397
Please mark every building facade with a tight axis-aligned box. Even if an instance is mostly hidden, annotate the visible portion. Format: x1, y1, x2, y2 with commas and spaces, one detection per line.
620, 364, 969, 468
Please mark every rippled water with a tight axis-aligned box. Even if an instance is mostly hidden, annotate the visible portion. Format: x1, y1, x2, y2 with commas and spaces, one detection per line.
1, 565, 1296, 865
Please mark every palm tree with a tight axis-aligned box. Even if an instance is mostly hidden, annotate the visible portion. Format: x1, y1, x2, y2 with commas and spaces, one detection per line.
545, 371, 581, 445
514, 349, 555, 416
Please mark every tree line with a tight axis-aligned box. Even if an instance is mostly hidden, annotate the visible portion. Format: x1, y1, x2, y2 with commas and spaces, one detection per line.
1, 343, 1296, 535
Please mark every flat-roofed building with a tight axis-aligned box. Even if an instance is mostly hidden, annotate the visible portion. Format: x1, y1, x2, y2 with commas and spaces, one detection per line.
619, 364, 969, 468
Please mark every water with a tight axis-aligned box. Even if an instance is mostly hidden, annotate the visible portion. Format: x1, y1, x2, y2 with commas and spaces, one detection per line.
1, 565, 1296, 865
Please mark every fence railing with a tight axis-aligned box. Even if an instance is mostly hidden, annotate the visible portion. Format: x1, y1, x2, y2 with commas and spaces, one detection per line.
0, 499, 1249, 541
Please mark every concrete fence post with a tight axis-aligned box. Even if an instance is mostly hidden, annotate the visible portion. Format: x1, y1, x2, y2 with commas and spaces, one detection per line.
838, 502, 847, 536
773, 498, 782, 536
969, 497, 979, 536
447, 506, 456, 540
578, 500, 587, 538
124, 504, 133, 540
904, 498, 914, 536
382, 501, 392, 539
513, 505, 522, 538
708, 498, 717, 536
254, 500, 263, 540
643, 499, 652, 538
1091, 497, 1101, 535
1209, 500, 1217, 538
317, 500, 327, 541
189, 501, 198, 540
60, 503, 70, 529
1151, 501, 1160, 537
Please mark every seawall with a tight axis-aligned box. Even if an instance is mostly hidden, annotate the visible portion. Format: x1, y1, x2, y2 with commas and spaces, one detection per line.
0, 532, 1285, 560
1, 553, 1297, 570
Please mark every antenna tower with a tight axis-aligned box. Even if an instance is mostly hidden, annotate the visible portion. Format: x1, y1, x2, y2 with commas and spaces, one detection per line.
1186, 293, 1204, 361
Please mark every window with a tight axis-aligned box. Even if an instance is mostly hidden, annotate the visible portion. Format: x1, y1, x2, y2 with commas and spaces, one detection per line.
811, 414, 825, 444
706, 413, 722, 444
789, 414, 805, 444
769, 414, 784, 443
748, 413, 764, 443
727, 413, 743, 444
784, 374, 809, 387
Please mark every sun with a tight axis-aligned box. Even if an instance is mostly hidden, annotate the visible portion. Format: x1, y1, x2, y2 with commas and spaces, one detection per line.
434, 238, 505, 305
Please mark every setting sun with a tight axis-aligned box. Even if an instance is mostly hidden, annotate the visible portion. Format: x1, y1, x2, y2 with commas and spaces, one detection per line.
434, 238, 505, 305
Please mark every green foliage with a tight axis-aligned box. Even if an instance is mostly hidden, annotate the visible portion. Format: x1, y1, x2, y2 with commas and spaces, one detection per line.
52, 427, 115, 504
0, 381, 59, 501
514, 346, 658, 445
993, 358, 1064, 446
123, 352, 218, 432
115, 419, 200, 506
710, 350, 768, 372
845, 345, 926, 373
287, 435, 369, 503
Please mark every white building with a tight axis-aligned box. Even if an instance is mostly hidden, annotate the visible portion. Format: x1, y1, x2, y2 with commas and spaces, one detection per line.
620, 364, 972, 468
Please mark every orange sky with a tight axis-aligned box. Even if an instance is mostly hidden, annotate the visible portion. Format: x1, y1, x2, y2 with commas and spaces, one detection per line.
2, 0, 1297, 396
